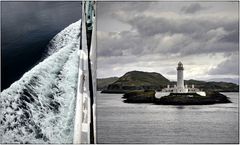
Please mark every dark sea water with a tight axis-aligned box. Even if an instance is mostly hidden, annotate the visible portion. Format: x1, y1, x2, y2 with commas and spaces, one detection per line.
97, 92, 239, 144
1, 1, 81, 90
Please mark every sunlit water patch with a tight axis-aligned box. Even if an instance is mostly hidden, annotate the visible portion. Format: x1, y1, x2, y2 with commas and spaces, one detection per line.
0, 20, 81, 143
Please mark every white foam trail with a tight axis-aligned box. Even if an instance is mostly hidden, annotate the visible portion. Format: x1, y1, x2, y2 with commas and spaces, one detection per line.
46, 20, 81, 56
0, 20, 81, 144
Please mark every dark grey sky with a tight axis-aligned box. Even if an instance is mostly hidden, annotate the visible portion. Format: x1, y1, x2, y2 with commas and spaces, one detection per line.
1, 2, 81, 45
1, 1, 81, 90
97, 1, 239, 84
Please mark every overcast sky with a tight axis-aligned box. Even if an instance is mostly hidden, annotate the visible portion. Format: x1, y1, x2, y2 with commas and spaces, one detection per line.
96, 2, 239, 84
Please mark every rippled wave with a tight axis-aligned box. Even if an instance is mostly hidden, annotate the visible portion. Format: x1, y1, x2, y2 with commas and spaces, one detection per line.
0, 20, 81, 143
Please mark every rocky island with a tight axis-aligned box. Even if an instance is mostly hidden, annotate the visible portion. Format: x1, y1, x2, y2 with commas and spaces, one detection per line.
122, 90, 155, 103
154, 91, 231, 105
122, 90, 231, 105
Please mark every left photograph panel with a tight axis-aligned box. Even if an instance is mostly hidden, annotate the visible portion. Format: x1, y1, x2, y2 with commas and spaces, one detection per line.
1, 1, 96, 144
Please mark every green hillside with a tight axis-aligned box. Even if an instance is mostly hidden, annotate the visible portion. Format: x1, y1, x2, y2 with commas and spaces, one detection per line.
169, 79, 238, 92
185, 79, 238, 92
105, 71, 170, 91
97, 77, 119, 90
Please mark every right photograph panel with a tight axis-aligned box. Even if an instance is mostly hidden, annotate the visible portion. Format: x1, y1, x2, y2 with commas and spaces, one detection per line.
96, 1, 239, 144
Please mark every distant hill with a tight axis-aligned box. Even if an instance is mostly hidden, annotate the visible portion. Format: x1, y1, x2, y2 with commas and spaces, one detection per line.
185, 79, 238, 92
99, 71, 170, 93
97, 77, 119, 91
169, 79, 238, 92
98, 71, 239, 93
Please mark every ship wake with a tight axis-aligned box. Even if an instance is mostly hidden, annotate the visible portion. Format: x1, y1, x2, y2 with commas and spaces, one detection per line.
0, 20, 81, 143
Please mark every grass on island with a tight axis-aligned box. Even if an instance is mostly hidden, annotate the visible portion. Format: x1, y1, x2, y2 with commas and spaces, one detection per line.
123, 90, 156, 103
155, 92, 231, 105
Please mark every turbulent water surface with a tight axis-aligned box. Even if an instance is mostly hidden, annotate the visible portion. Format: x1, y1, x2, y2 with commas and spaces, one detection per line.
97, 92, 238, 144
0, 20, 80, 143
1, 2, 81, 90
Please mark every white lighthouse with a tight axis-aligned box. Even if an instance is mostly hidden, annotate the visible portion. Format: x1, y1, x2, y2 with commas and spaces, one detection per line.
177, 62, 184, 89
161, 62, 206, 96
176, 62, 188, 93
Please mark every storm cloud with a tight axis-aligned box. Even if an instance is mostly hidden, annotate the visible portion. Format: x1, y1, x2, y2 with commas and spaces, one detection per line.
181, 3, 207, 14
97, 2, 239, 84
209, 54, 239, 75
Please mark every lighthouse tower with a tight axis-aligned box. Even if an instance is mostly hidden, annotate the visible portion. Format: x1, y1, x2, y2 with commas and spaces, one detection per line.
162, 62, 205, 96
176, 62, 187, 93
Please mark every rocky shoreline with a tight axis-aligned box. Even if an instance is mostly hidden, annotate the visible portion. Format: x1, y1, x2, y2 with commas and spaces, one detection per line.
122, 90, 231, 105
101, 89, 126, 94
155, 92, 231, 105
122, 90, 155, 103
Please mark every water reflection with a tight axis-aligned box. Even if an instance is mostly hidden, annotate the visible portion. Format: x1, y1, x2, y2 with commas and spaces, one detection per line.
176, 105, 185, 109
97, 92, 238, 144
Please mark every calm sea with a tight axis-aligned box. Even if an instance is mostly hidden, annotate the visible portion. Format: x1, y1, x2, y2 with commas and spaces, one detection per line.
97, 92, 239, 144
